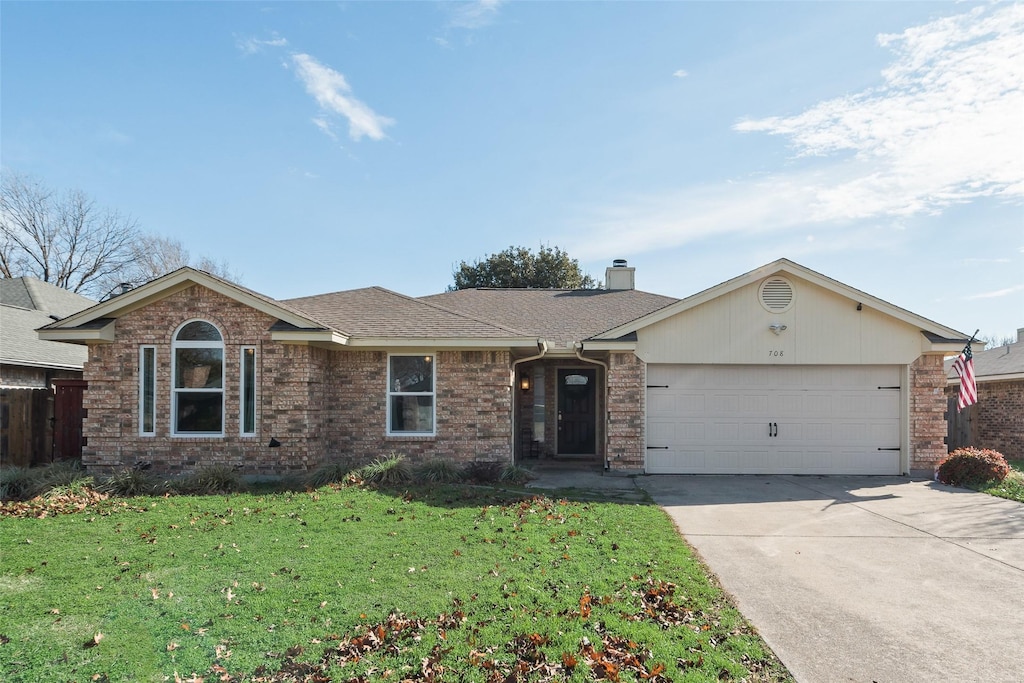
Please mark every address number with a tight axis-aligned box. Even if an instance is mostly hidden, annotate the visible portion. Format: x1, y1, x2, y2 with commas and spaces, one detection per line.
768, 350, 784, 357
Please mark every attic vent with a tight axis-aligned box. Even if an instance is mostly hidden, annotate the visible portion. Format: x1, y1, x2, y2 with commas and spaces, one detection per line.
759, 277, 794, 312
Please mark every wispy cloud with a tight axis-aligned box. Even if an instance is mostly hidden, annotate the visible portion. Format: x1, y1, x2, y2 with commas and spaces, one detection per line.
571, 5, 1023, 259
290, 53, 394, 142
235, 33, 289, 55
963, 284, 1024, 300
673, 69, 688, 79
447, 0, 504, 30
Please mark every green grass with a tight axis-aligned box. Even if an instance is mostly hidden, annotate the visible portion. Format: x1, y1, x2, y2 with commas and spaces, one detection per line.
976, 459, 1024, 503
0, 484, 791, 682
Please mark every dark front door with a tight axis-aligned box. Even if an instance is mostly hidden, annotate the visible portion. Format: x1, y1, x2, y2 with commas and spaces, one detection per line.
54, 380, 87, 461
557, 369, 596, 455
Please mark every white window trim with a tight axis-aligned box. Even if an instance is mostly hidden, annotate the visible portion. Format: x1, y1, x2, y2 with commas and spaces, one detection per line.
240, 345, 257, 437
171, 319, 225, 438
386, 352, 436, 437
139, 345, 156, 437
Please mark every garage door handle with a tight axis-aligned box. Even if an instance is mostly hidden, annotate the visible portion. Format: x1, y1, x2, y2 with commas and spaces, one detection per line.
769, 422, 778, 437
646, 446, 669, 450
877, 447, 900, 451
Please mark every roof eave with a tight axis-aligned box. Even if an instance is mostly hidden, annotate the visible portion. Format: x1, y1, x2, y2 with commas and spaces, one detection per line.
346, 336, 538, 349
270, 329, 350, 347
37, 321, 116, 344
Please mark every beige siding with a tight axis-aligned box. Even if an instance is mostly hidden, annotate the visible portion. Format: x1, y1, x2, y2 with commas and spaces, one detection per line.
636, 277, 925, 365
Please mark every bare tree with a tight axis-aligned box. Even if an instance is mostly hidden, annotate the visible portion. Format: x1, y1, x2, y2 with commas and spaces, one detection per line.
1, 171, 140, 297
125, 234, 241, 287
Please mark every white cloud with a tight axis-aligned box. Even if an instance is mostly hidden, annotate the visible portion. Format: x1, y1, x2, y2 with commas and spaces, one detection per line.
236, 33, 289, 55
673, 69, 689, 79
290, 53, 394, 142
963, 284, 1024, 300
570, 4, 1023, 260
734, 4, 1024, 215
448, 0, 504, 29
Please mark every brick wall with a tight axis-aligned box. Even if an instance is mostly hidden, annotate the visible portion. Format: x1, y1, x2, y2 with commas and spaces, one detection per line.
81, 285, 515, 475
909, 354, 948, 471
606, 352, 644, 472
946, 379, 1024, 461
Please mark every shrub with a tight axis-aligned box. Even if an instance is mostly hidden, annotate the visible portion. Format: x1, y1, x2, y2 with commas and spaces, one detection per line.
306, 461, 354, 489
37, 459, 88, 490
462, 460, 503, 484
415, 459, 464, 484
360, 453, 413, 486
100, 468, 163, 497
499, 464, 536, 485
171, 464, 245, 495
936, 448, 1010, 488
0, 466, 44, 501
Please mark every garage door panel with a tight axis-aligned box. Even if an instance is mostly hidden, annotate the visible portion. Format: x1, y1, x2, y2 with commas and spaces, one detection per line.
646, 364, 901, 475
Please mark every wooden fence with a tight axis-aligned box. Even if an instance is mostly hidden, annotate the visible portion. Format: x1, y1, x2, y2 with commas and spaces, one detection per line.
1, 388, 52, 467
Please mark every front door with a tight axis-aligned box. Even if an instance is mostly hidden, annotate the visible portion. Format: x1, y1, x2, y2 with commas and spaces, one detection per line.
557, 369, 596, 455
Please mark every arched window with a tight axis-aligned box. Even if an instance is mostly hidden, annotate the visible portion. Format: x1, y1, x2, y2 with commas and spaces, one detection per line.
172, 320, 224, 435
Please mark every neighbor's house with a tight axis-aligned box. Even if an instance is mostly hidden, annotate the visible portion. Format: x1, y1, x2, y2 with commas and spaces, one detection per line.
37, 259, 969, 477
1, 277, 94, 466
946, 329, 1024, 460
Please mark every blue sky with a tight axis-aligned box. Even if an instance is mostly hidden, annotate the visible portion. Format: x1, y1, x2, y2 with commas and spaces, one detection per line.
3, 1, 1021, 341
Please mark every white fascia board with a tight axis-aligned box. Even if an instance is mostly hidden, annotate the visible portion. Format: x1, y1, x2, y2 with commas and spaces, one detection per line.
38, 322, 116, 344
579, 340, 637, 352
346, 337, 536, 349
270, 329, 350, 346
948, 372, 1024, 385
0, 359, 85, 371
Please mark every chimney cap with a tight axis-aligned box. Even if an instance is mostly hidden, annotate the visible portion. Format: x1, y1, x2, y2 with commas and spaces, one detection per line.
612, 259, 628, 268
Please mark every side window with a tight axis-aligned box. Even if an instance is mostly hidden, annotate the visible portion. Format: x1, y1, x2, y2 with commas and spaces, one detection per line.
240, 346, 257, 436
387, 354, 435, 435
172, 320, 224, 435
139, 346, 156, 436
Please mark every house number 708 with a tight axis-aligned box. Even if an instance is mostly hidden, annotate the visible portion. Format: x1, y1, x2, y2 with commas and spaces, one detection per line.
768, 350, 784, 357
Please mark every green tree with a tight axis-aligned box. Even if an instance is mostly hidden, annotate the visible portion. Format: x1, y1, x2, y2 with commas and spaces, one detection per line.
450, 245, 598, 290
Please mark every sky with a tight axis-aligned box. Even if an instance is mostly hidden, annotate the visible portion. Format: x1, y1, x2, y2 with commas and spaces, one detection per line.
2, 1, 1022, 342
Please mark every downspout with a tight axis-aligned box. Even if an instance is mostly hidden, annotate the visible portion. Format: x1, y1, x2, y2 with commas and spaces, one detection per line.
511, 339, 548, 462
574, 342, 610, 471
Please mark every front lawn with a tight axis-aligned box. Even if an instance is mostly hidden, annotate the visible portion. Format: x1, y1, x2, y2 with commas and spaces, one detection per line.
0, 483, 791, 682
977, 459, 1024, 503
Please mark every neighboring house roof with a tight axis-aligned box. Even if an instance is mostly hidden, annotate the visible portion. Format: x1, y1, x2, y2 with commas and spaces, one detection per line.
0, 277, 93, 371
946, 335, 1024, 383
0, 276, 95, 318
420, 288, 678, 349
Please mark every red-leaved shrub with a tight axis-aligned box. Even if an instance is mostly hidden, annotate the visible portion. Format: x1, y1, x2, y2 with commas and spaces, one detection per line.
935, 447, 1010, 487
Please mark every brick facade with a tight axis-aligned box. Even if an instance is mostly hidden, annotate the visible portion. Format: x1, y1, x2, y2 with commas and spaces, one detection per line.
909, 354, 948, 471
81, 285, 514, 476
946, 379, 1024, 461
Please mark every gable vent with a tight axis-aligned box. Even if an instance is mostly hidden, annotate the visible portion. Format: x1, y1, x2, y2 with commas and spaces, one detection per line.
759, 277, 794, 312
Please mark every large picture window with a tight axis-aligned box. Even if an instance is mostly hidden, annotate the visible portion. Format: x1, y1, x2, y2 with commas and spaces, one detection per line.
387, 354, 435, 435
172, 320, 224, 435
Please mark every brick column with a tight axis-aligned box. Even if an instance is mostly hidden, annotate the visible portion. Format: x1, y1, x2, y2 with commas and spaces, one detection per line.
606, 352, 644, 472
909, 354, 947, 471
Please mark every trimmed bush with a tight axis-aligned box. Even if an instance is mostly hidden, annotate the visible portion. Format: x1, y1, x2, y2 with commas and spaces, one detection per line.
100, 468, 163, 497
415, 458, 464, 484
936, 447, 1010, 488
359, 453, 413, 486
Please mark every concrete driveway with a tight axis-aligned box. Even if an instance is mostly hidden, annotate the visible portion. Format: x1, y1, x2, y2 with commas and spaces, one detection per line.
639, 475, 1024, 683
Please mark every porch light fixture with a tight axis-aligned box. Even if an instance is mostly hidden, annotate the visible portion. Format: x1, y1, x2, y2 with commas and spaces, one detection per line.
519, 374, 531, 392
769, 323, 788, 335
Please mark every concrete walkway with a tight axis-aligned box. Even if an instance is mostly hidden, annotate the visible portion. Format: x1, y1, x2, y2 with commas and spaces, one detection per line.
640, 475, 1024, 683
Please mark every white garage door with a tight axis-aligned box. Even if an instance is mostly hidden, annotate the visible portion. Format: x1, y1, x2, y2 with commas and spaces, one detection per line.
646, 365, 901, 475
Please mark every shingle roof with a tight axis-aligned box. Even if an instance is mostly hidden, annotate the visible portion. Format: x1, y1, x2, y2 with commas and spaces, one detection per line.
1, 304, 89, 370
0, 277, 95, 318
946, 337, 1024, 380
419, 288, 679, 348
283, 287, 530, 339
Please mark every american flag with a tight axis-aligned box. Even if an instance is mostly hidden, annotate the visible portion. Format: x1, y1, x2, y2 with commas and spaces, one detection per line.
952, 340, 977, 412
